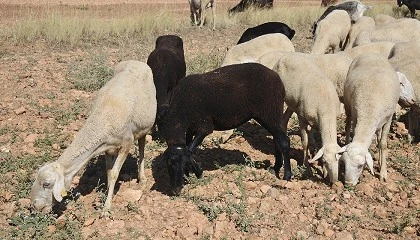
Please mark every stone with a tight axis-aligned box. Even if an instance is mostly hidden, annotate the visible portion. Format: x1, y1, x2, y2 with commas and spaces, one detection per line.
332, 181, 344, 194
334, 230, 353, 240
375, 207, 387, 218
52, 143, 60, 150
18, 198, 31, 209
177, 226, 197, 240
403, 226, 416, 234
83, 217, 96, 227
324, 228, 335, 237
245, 181, 257, 190
267, 187, 278, 198
24, 134, 38, 143
386, 183, 400, 193
260, 185, 271, 194
47, 225, 56, 234
14, 106, 26, 115
118, 188, 143, 202
355, 183, 374, 197
145, 134, 153, 144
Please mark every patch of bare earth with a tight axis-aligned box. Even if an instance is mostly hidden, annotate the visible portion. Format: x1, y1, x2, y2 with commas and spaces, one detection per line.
0, 1, 419, 240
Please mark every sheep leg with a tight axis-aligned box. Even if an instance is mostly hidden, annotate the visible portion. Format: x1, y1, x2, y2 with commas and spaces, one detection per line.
105, 154, 115, 189
258, 118, 292, 180
186, 132, 205, 178
211, 2, 216, 30
137, 136, 147, 185
281, 107, 294, 132
378, 116, 392, 182
299, 119, 310, 168
187, 133, 206, 153
344, 106, 352, 144
102, 141, 132, 216
199, 4, 206, 28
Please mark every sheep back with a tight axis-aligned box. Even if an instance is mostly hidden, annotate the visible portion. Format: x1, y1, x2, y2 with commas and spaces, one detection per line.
221, 33, 295, 66
163, 63, 286, 146
237, 22, 296, 44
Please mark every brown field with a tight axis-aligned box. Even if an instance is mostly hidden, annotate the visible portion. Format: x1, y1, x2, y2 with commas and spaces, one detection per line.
0, 0, 418, 240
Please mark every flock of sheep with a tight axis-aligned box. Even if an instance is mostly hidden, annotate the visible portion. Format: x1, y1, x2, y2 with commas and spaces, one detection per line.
29, 0, 419, 218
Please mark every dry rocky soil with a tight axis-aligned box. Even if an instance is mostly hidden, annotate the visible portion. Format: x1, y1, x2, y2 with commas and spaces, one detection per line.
0, 1, 419, 240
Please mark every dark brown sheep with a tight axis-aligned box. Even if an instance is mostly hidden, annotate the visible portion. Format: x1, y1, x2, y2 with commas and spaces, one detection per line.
161, 63, 292, 195
147, 35, 186, 126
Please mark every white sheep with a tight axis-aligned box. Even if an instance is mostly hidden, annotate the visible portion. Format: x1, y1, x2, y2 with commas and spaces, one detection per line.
373, 14, 395, 26
339, 54, 400, 185
30, 60, 157, 215
388, 41, 420, 142
221, 33, 295, 67
188, 0, 216, 30
311, 10, 351, 54
354, 18, 420, 46
258, 51, 352, 102
339, 41, 395, 60
344, 16, 375, 50
272, 54, 342, 183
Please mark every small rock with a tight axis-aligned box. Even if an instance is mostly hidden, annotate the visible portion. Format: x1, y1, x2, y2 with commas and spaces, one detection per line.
72, 176, 80, 185
47, 225, 56, 234
296, 230, 308, 239
335, 230, 353, 240
403, 226, 416, 234
274, 179, 288, 188
386, 182, 400, 193
285, 181, 295, 189
24, 134, 38, 143
400, 191, 408, 199
342, 192, 351, 199
355, 183, 374, 197
118, 188, 142, 202
220, 131, 234, 143
375, 207, 387, 218
83, 217, 95, 227
52, 143, 60, 151
260, 185, 271, 194
106, 220, 125, 230
245, 181, 257, 190
324, 229, 334, 237
235, 136, 245, 144
145, 134, 153, 144
267, 188, 278, 198
332, 182, 344, 194
56, 216, 66, 229
18, 198, 31, 208
14, 106, 26, 115
177, 226, 197, 240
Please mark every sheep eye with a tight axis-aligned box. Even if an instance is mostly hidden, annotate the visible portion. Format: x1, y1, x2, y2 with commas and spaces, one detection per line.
42, 182, 51, 188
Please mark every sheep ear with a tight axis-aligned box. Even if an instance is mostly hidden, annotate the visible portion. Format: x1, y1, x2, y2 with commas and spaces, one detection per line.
309, 147, 324, 163
53, 172, 66, 202
365, 152, 374, 175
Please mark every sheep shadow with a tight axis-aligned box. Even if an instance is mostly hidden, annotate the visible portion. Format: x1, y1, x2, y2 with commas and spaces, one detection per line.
54, 153, 140, 215
150, 147, 272, 195
237, 121, 307, 166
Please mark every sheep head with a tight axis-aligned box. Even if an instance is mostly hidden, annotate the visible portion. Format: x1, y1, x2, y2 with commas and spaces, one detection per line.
30, 162, 67, 213
310, 144, 341, 183
397, 0, 403, 7
164, 146, 191, 195
338, 145, 374, 186
396, 71, 416, 107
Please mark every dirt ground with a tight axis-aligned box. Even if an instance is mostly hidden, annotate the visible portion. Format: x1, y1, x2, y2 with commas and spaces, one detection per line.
0, 1, 419, 240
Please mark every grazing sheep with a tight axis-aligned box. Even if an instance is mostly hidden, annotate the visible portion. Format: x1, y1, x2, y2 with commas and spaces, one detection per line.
373, 14, 395, 26
354, 18, 420, 46
344, 16, 375, 50
237, 22, 295, 44
272, 54, 342, 183
161, 63, 292, 194
188, 0, 216, 30
257, 51, 352, 102
397, 0, 420, 18
221, 33, 295, 66
228, 0, 273, 15
312, 1, 372, 35
31, 60, 156, 215
340, 54, 400, 185
388, 41, 420, 142
311, 10, 352, 54
147, 35, 186, 126
339, 41, 396, 60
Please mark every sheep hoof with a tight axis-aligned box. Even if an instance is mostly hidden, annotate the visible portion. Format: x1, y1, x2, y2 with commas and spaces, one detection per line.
268, 167, 280, 179
100, 209, 113, 219
283, 171, 293, 181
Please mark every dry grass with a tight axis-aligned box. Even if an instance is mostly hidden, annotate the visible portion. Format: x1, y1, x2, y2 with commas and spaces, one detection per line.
1, 2, 402, 46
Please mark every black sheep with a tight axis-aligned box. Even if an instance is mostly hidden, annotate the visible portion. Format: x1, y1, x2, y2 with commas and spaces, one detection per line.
397, 0, 420, 18
228, 0, 273, 15
161, 63, 292, 195
237, 22, 295, 44
147, 35, 186, 125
